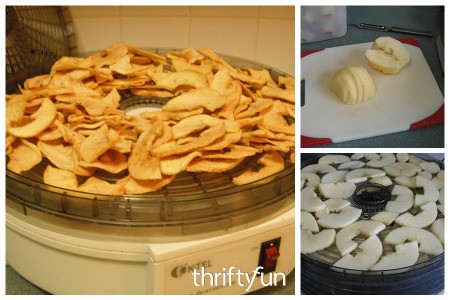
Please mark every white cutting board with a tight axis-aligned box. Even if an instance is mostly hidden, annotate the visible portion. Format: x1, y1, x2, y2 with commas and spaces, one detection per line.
301, 39, 444, 145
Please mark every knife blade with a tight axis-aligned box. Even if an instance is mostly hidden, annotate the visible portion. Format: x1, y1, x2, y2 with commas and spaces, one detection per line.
355, 23, 433, 37
436, 35, 444, 74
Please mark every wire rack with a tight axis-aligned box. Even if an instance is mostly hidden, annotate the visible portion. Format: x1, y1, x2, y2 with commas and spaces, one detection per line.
6, 6, 78, 93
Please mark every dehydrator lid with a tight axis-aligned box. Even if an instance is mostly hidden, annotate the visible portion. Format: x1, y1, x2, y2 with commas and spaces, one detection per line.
6, 6, 78, 93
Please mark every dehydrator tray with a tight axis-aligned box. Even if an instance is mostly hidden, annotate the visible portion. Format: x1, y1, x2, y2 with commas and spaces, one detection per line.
6, 48, 294, 227
301, 153, 444, 295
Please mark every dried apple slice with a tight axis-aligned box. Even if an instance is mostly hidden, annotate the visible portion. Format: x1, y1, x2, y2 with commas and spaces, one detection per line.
7, 139, 42, 173
8, 98, 57, 138
232, 151, 285, 186
162, 88, 226, 112
43, 165, 78, 190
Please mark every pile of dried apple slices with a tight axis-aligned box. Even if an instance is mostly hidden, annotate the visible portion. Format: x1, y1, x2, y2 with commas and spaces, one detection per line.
301, 154, 444, 272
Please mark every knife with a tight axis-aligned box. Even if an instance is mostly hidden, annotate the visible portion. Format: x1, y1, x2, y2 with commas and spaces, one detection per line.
436, 35, 444, 74
355, 23, 433, 37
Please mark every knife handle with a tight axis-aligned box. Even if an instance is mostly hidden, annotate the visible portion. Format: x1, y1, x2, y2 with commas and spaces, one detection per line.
358, 23, 388, 31
391, 26, 433, 37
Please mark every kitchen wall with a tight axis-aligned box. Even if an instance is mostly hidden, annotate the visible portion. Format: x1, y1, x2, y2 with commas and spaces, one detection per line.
69, 6, 294, 75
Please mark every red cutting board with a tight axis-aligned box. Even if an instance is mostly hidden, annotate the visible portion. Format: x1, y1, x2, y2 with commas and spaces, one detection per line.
301, 38, 444, 147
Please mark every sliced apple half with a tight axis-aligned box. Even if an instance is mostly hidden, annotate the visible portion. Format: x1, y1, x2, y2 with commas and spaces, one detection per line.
345, 168, 386, 183
301, 229, 336, 254
301, 186, 326, 212
415, 176, 439, 206
370, 241, 419, 271
318, 154, 351, 165
395, 202, 437, 228
365, 37, 410, 74
317, 206, 362, 229
329, 65, 375, 104
336, 220, 386, 256
301, 211, 319, 233
334, 235, 383, 271
384, 226, 443, 255
318, 182, 356, 199
385, 185, 414, 214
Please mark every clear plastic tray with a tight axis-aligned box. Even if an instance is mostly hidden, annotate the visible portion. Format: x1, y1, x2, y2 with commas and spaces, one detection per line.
6, 50, 295, 227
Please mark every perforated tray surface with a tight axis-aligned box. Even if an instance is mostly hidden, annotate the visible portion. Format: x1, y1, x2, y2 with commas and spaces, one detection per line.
300, 153, 444, 295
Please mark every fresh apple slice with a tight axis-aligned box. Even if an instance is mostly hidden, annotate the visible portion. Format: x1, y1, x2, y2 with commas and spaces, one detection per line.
318, 154, 351, 164
301, 211, 319, 232
301, 186, 326, 212
301, 229, 336, 254
315, 207, 330, 219
415, 176, 439, 206
432, 170, 444, 190
301, 163, 336, 174
396, 153, 409, 163
336, 220, 385, 256
338, 160, 365, 170
317, 206, 362, 229
366, 153, 396, 168
301, 172, 321, 190
371, 211, 399, 225
383, 162, 422, 177
419, 161, 441, 174
370, 241, 419, 271
430, 218, 444, 244
318, 182, 356, 199
394, 175, 417, 188
329, 67, 359, 104
345, 168, 386, 183
365, 37, 410, 74
334, 235, 383, 271
323, 198, 351, 211
345, 66, 364, 103
354, 65, 376, 101
321, 170, 348, 184
395, 202, 437, 228
385, 185, 414, 213
369, 176, 393, 186
384, 226, 443, 255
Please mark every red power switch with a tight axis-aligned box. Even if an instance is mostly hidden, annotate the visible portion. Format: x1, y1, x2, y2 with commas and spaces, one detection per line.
258, 237, 281, 275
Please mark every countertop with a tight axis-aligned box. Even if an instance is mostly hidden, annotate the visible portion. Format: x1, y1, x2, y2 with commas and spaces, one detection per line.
301, 6, 444, 148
